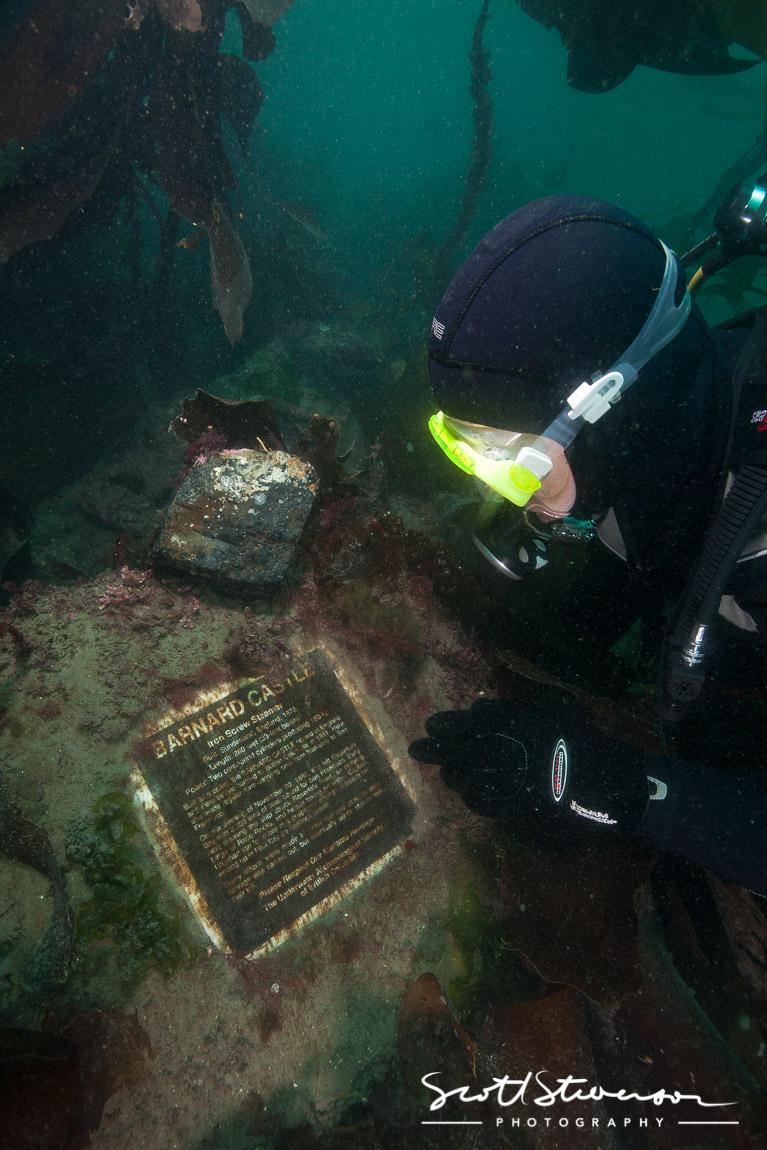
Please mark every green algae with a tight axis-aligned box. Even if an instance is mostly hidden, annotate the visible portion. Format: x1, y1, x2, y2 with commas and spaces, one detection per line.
447, 883, 542, 1020
325, 582, 425, 688
64, 790, 199, 1001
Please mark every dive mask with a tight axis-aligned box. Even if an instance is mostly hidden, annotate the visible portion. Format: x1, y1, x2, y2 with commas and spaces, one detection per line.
428, 413, 577, 516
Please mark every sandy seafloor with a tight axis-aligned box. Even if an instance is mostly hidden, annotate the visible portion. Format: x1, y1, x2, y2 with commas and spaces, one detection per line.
0, 457, 496, 1147
3, 383, 767, 1150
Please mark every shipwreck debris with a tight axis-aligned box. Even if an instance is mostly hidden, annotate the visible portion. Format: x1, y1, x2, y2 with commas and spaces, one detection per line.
151, 448, 316, 599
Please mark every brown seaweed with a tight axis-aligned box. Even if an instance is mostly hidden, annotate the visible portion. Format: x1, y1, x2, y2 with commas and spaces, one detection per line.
0, 1010, 155, 1150
0, 771, 75, 1026
499, 838, 656, 1009
397, 972, 478, 1092
489, 828, 767, 1144
239, 0, 295, 24
0, 1028, 80, 1150
169, 388, 285, 451
0, 0, 126, 150
435, 0, 493, 279
208, 197, 254, 342
219, 51, 266, 155
127, 0, 203, 33
586, 887, 767, 1146
61, 1010, 155, 1135
708, 875, 767, 1011
0, 0, 271, 339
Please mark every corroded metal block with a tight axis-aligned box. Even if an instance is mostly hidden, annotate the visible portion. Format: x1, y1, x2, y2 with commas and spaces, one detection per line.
151, 449, 316, 597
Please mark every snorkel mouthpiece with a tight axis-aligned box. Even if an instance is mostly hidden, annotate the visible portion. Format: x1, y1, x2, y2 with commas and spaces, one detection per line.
508, 462, 543, 498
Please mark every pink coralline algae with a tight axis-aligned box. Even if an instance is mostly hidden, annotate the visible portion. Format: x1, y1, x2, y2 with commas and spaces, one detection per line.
98, 567, 151, 610
97, 567, 201, 629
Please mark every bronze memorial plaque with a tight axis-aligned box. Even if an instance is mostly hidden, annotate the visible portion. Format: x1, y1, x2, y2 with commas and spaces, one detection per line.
134, 649, 415, 953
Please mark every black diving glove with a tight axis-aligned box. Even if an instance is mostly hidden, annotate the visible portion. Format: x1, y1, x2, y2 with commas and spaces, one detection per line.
409, 697, 649, 832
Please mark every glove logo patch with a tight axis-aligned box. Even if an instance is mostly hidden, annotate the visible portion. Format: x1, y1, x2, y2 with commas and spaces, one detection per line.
551, 738, 568, 803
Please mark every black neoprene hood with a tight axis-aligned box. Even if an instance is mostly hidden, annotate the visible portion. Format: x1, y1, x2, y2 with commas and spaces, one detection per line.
428, 194, 674, 430
428, 194, 735, 568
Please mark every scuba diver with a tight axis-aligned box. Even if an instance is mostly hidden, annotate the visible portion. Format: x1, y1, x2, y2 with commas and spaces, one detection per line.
409, 190, 767, 895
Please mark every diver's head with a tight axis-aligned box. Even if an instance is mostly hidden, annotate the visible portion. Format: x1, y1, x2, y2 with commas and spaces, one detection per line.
428, 195, 729, 574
